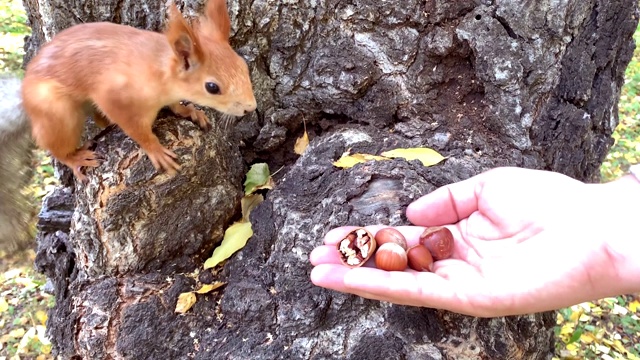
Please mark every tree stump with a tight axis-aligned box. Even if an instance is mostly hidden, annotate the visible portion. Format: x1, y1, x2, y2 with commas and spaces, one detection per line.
26, 0, 638, 358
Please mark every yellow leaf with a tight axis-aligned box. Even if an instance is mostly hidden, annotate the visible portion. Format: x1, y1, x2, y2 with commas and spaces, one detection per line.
40, 343, 52, 355
560, 323, 575, 335
175, 292, 197, 314
294, 131, 309, 155
569, 309, 582, 322
566, 343, 578, 351
629, 300, 640, 313
611, 340, 627, 354
333, 153, 388, 169
8, 328, 25, 338
35, 310, 47, 325
195, 282, 226, 294
0, 297, 8, 313
241, 194, 264, 222
15, 277, 37, 289
381, 147, 445, 166
578, 313, 591, 322
203, 222, 253, 269
580, 332, 596, 344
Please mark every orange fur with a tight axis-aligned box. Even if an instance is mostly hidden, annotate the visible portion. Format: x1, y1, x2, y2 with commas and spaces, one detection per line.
21, 0, 256, 181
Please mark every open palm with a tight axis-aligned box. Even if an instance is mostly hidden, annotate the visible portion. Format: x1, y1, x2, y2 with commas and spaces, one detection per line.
310, 167, 632, 317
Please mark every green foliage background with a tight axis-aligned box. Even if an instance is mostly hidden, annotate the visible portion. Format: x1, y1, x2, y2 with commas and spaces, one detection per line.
0, 0, 29, 75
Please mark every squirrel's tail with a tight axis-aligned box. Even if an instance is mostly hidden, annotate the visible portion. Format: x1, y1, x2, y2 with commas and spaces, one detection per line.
0, 75, 35, 255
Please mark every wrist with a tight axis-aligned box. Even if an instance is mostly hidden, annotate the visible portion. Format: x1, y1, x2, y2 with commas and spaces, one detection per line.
593, 173, 640, 294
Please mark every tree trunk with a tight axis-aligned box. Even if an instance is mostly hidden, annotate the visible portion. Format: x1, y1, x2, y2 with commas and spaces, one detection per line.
25, 0, 638, 359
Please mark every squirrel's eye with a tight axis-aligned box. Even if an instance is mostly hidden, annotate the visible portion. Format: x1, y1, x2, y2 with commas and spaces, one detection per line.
205, 82, 221, 95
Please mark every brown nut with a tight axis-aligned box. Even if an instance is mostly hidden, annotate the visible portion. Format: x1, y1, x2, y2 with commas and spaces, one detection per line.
374, 242, 408, 271
337, 228, 377, 268
419, 226, 454, 260
374, 227, 408, 251
407, 245, 434, 272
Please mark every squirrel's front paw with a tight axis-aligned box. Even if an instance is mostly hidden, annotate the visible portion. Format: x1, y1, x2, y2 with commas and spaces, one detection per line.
170, 102, 211, 131
145, 145, 181, 175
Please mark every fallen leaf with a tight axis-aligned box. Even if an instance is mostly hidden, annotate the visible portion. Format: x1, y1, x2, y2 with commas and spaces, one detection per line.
175, 292, 197, 314
195, 282, 226, 294
381, 147, 445, 166
611, 304, 628, 315
35, 310, 47, 325
560, 323, 575, 335
36, 325, 50, 346
203, 221, 253, 269
8, 328, 25, 339
595, 344, 611, 354
18, 327, 38, 353
610, 339, 627, 354
241, 194, 264, 222
15, 276, 37, 289
580, 332, 596, 344
333, 153, 388, 168
578, 313, 591, 322
3, 268, 21, 280
629, 299, 640, 312
254, 178, 275, 193
244, 163, 271, 195
294, 131, 309, 155
0, 297, 8, 313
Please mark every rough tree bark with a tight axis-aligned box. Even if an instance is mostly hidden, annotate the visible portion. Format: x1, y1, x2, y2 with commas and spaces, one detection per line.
24, 0, 638, 359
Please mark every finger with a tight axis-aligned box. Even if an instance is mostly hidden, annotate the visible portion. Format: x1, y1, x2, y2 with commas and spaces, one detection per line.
309, 245, 342, 265
323, 226, 362, 245
343, 267, 466, 310
310, 264, 409, 302
406, 175, 486, 226
310, 264, 351, 290
311, 264, 460, 309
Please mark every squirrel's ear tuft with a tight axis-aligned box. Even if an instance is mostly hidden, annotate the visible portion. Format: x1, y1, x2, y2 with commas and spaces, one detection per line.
165, 2, 204, 71
200, 0, 231, 42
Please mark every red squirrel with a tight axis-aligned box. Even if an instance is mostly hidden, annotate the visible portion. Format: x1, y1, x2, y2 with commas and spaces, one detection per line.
21, 0, 256, 181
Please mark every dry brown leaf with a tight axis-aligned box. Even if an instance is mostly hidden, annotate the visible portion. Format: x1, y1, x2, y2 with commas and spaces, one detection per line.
175, 292, 197, 314
294, 131, 309, 155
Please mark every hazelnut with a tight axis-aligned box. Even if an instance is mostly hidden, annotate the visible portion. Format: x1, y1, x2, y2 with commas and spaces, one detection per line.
407, 245, 434, 272
337, 228, 377, 268
419, 226, 454, 260
374, 227, 408, 250
374, 242, 408, 271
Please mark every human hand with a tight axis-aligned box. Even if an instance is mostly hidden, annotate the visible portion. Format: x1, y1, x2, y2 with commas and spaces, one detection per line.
310, 167, 640, 317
